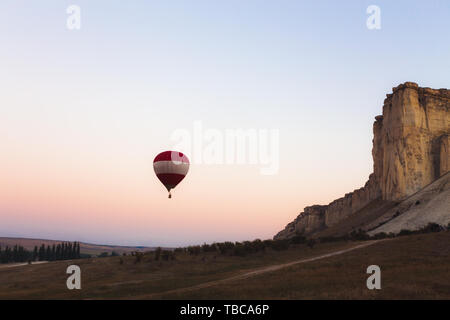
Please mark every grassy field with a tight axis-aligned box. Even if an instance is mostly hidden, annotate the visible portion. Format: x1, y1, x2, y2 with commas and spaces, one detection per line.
0, 232, 449, 299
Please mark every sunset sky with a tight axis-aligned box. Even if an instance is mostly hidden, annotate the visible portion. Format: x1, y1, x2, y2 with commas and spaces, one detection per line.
1, 1, 449, 246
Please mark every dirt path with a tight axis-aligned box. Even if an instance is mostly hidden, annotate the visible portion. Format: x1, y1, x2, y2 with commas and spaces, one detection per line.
0, 261, 48, 269
136, 240, 385, 299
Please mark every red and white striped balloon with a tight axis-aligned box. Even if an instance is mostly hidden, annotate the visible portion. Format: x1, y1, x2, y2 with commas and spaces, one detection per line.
153, 151, 189, 198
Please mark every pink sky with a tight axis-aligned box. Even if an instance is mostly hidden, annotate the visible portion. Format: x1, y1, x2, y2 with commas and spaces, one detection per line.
1, 1, 448, 246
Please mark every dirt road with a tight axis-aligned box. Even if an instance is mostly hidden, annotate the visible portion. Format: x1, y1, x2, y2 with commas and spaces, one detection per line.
0, 261, 48, 269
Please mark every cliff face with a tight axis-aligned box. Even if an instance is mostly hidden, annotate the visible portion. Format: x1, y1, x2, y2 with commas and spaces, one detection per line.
275, 82, 450, 239
375, 82, 450, 200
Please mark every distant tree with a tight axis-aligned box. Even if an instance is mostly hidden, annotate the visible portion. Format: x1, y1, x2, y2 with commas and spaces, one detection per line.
262, 240, 273, 251
46, 245, 51, 261
33, 246, 38, 261
51, 245, 56, 261
372, 232, 388, 240
398, 229, 413, 236
306, 239, 316, 249
290, 235, 307, 245
161, 251, 170, 261
251, 239, 264, 252
271, 240, 289, 251
62, 243, 67, 259
154, 247, 162, 261
56, 244, 61, 260
420, 223, 443, 234
71, 242, 77, 259
232, 242, 246, 256
13, 245, 18, 261
38, 244, 45, 261
67, 242, 73, 259
134, 252, 143, 264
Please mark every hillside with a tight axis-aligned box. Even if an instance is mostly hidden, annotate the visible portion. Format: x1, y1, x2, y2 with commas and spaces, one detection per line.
0, 231, 449, 299
0, 237, 156, 256
367, 172, 450, 235
275, 82, 449, 239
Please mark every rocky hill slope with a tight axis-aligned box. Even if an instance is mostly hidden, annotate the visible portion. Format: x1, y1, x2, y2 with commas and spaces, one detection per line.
275, 82, 449, 239
367, 172, 449, 235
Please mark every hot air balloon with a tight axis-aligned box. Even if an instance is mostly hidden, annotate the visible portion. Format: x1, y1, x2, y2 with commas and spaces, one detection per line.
153, 151, 189, 198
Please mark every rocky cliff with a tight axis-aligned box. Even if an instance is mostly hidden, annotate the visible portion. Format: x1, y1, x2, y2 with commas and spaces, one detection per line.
275, 82, 450, 240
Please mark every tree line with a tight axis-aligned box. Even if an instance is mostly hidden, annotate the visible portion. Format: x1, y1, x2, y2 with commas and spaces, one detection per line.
0, 242, 81, 264
173, 222, 450, 258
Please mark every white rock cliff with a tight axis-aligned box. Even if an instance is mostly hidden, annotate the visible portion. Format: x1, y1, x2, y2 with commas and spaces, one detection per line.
274, 82, 450, 239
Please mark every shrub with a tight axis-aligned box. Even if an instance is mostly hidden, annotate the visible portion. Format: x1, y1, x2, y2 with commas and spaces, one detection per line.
290, 235, 307, 244
134, 252, 143, 264
251, 239, 264, 252
154, 247, 162, 261
349, 229, 370, 241
161, 250, 170, 261
232, 243, 246, 256
318, 235, 347, 243
242, 241, 254, 254
201, 243, 213, 253
306, 239, 316, 249
398, 229, 413, 236
271, 239, 290, 251
216, 242, 235, 255
262, 240, 274, 250
419, 223, 443, 233
372, 232, 388, 240
187, 246, 201, 256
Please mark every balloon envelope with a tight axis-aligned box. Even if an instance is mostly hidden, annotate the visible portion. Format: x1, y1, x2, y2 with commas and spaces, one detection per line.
153, 151, 189, 193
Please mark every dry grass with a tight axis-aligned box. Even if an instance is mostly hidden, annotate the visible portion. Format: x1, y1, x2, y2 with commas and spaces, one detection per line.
0, 232, 449, 299
0, 241, 356, 299
161, 232, 450, 299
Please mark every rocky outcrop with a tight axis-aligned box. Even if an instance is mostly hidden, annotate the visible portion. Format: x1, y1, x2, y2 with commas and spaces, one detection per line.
274, 82, 450, 239
274, 205, 327, 239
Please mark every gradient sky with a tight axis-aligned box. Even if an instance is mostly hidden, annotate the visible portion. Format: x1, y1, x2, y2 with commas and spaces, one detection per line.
0, 1, 449, 246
